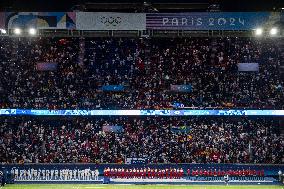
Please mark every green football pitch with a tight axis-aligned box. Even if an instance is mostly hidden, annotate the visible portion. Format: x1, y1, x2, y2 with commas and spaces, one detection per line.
2, 184, 283, 189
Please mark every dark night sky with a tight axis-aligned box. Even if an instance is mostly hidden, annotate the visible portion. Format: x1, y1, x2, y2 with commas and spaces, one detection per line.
0, 0, 283, 11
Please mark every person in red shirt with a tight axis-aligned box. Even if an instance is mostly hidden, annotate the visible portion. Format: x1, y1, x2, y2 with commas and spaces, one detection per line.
147, 168, 151, 178
103, 167, 108, 177
140, 168, 143, 179
110, 168, 114, 178
176, 169, 180, 179
118, 168, 121, 178
253, 169, 257, 177
172, 168, 176, 179
129, 168, 133, 179
143, 168, 147, 179
133, 168, 136, 179
227, 169, 231, 176
151, 169, 155, 179
235, 169, 240, 177
165, 168, 168, 179
245, 169, 249, 176
203, 169, 208, 177
169, 168, 173, 179
239, 169, 243, 177
114, 168, 118, 178
199, 168, 203, 177
155, 169, 158, 179
217, 169, 222, 177
121, 168, 125, 179
192, 169, 197, 177
187, 169, 190, 177
162, 169, 166, 179
209, 169, 214, 177
248, 169, 252, 176
125, 169, 129, 179
180, 168, 184, 179
171, 168, 175, 179
167, 169, 169, 179
137, 168, 141, 178
158, 169, 162, 179
221, 169, 225, 176
213, 169, 217, 177
241, 169, 245, 177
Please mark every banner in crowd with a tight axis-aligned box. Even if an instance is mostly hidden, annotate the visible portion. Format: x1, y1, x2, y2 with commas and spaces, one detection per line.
102, 125, 124, 133
171, 125, 190, 133
100, 85, 125, 91
146, 12, 280, 30
172, 102, 185, 108
171, 85, 192, 92
0, 109, 284, 116
4, 12, 76, 29
238, 63, 259, 72
36, 62, 58, 71
76, 12, 146, 30
125, 158, 148, 164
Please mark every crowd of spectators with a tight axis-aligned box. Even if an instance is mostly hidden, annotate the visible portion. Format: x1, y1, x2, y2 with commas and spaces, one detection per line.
0, 117, 283, 164
0, 37, 283, 165
0, 37, 283, 109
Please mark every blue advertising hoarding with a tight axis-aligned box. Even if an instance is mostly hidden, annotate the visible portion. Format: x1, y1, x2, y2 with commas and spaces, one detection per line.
0, 109, 283, 116
100, 85, 125, 91
146, 12, 280, 30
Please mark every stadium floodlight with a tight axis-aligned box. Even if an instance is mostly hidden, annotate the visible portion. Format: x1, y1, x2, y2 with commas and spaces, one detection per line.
269, 27, 278, 36
28, 28, 37, 35
0, 29, 6, 34
254, 28, 263, 36
14, 28, 22, 35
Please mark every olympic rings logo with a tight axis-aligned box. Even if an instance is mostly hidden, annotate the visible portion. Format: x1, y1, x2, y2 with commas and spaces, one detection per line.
100, 16, 122, 27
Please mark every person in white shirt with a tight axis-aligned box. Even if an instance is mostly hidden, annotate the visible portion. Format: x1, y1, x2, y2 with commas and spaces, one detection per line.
224, 174, 229, 185
278, 170, 282, 182
95, 169, 99, 180
85, 169, 91, 181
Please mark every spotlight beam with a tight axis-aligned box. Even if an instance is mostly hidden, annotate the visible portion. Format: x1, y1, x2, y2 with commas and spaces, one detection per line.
29, 28, 37, 35
14, 28, 21, 35
270, 27, 278, 36
254, 28, 263, 36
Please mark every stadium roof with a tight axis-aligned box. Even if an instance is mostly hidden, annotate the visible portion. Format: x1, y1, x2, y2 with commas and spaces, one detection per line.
0, 0, 283, 12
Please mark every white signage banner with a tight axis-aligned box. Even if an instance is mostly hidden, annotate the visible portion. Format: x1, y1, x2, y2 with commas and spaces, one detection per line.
76, 12, 146, 30
238, 63, 259, 72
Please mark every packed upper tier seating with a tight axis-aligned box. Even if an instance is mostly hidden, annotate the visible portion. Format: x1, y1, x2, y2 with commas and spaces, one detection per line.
0, 117, 283, 164
0, 37, 283, 109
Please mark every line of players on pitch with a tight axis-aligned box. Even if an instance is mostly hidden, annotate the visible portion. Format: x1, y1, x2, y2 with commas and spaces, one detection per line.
103, 167, 265, 179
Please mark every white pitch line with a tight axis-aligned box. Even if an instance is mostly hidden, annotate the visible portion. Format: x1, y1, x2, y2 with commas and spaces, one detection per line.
84, 187, 105, 189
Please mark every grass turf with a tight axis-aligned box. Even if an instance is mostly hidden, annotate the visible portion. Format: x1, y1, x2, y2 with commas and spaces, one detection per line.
2, 184, 283, 189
